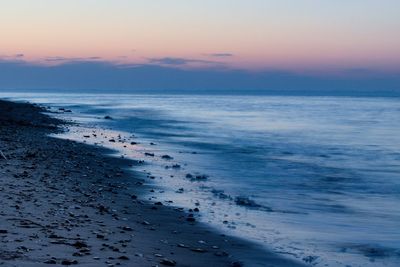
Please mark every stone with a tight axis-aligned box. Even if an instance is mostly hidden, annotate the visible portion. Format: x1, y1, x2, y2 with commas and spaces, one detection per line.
160, 258, 176, 266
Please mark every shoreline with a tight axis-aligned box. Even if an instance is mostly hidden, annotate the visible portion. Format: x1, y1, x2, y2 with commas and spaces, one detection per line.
0, 99, 303, 267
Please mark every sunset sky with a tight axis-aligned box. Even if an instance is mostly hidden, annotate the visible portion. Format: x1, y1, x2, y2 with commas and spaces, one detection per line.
1, 0, 399, 72
0, 1, 399, 93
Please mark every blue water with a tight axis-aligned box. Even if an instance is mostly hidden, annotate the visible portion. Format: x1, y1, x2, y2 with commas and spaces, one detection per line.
2, 93, 400, 266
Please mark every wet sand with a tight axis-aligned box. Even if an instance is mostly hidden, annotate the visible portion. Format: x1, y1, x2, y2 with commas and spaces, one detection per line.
0, 99, 303, 267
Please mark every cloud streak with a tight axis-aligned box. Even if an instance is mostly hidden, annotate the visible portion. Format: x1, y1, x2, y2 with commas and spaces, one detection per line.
207, 53, 234, 57
147, 57, 223, 67
0, 53, 25, 61
44, 56, 102, 62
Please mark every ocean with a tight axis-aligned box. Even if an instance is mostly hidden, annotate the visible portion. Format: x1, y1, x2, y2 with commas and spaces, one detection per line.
2, 93, 400, 266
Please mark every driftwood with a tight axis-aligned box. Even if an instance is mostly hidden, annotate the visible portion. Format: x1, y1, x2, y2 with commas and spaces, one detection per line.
0, 150, 7, 160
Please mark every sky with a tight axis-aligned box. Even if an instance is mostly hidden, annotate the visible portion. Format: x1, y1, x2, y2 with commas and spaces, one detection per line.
0, 0, 399, 93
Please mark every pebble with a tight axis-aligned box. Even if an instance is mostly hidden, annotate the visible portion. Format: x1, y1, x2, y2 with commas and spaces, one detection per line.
160, 258, 177, 266
61, 259, 78, 265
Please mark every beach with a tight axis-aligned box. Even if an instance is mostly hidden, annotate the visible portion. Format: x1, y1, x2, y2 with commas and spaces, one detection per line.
0, 100, 302, 267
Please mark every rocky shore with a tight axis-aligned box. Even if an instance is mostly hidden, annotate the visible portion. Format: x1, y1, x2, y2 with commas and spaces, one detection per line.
0, 99, 302, 267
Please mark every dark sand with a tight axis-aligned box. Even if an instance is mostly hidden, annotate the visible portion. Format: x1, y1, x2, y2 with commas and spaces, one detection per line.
0, 100, 304, 267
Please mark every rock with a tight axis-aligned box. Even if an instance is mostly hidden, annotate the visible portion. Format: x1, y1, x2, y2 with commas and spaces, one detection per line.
98, 205, 109, 213
190, 248, 207, 253
44, 259, 57, 264
234, 197, 261, 208
104, 116, 113, 120
61, 259, 78, 265
160, 258, 176, 266
122, 226, 133, 231
96, 234, 105, 239
80, 247, 90, 253
0, 229, 8, 234
72, 241, 88, 249
195, 175, 208, 181
185, 173, 208, 181
118, 255, 129, 260
186, 214, 196, 222
303, 255, 318, 263
161, 155, 173, 160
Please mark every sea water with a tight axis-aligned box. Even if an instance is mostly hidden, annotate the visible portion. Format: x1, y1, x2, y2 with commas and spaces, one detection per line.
2, 93, 400, 266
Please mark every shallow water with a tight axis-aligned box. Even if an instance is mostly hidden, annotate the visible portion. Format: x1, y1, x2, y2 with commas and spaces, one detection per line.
3, 93, 400, 266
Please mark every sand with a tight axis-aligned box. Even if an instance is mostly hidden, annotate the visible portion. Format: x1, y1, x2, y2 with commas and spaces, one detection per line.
0, 99, 304, 267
